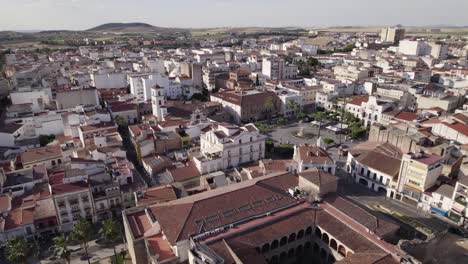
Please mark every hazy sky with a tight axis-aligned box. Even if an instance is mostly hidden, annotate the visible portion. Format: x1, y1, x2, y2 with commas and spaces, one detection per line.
1, 0, 468, 31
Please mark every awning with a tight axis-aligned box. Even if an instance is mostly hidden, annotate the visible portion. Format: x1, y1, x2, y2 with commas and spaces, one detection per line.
451, 202, 465, 214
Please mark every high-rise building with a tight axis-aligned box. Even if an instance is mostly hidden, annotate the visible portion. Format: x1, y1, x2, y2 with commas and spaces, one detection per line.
380, 26, 405, 44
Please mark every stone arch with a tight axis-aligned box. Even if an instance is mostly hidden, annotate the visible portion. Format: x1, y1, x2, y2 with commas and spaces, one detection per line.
315, 227, 322, 237
338, 245, 346, 257
330, 238, 338, 251
313, 243, 319, 255
271, 240, 279, 250
288, 233, 296, 243
280, 236, 287, 246
328, 254, 335, 264
305, 226, 313, 236
297, 229, 304, 239
288, 248, 295, 259
358, 177, 369, 186
322, 233, 329, 244
296, 245, 303, 257
320, 248, 327, 260
270, 255, 278, 264
262, 243, 270, 253
280, 252, 287, 262
377, 186, 387, 194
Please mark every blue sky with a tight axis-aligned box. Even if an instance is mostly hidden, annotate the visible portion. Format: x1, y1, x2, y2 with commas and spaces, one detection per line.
1, 0, 468, 30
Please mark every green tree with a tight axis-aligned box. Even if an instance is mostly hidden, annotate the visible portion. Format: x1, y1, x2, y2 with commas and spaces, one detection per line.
351, 125, 366, 139
5, 238, 31, 264
39, 134, 56, 147
306, 57, 320, 67
50, 234, 72, 264
99, 219, 121, 264
114, 115, 125, 126
287, 100, 301, 116
323, 137, 335, 145
263, 96, 275, 121
276, 118, 288, 126
71, 219, 93, 264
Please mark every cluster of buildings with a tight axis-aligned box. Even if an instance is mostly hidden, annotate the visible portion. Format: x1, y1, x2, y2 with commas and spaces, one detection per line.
0, 24, 468, 264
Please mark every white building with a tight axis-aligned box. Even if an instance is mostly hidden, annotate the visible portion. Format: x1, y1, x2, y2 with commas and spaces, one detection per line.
91, 72, 127, 89
193, 123, 266, 174
262, 57, 298, 81
346, 142, 402, 196
128, 73, 163, 102
151, 85, 167, 122
293, 145, 336, 174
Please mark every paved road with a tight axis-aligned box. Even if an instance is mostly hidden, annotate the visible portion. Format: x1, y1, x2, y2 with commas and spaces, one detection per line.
335, 169, 451, 232
268, 122, 365, 146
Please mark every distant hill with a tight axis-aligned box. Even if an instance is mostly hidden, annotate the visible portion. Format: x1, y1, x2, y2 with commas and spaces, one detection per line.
87, 22, 188, 33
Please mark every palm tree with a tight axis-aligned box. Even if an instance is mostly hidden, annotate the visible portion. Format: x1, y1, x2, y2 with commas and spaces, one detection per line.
50, 234, 71, 264
263, 96, 275, 122
71, 218, 93, 264
99, 219, 121, 263
5, 237, 31, 264
314, 111, 325, 138
287, 100, 301, 117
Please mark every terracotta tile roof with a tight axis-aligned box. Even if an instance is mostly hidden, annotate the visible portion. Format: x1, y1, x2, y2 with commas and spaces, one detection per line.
350, 142, 402, 177
168, 161, 200, 182
336, 253, 398, 264
136, 185, 178, 207
4, 208, 34, 231
394, 111, 418, 122
324, 195, 399, 238
347, 95, 369, 106
149, 172, 297, 244
110, 103, 137, 113
0, 195, 12, 213
296, 145, 333, 164
146, 233, 176, 261
127, 210, 152, 239
452, 113, 468, 124
411, 153, 442, 166
260, 159, 293, 172
51, 181, 89, 195
20, 145, 62, 165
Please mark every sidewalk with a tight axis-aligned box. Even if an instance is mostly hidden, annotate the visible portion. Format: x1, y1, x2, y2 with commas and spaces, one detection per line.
69, 240, 126, 264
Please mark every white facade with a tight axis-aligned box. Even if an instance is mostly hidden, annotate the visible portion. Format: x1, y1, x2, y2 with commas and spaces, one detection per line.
151, 85, 167, 122
194, 124, 266, 174
91, 72, 127, 89
129, 73, 163, 102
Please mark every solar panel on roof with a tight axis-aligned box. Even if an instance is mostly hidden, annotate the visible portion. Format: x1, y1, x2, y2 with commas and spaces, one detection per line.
238, 204, 251, 212
222, 209, 237, 217
205, 214, 219, 223
252, 200, 265, 207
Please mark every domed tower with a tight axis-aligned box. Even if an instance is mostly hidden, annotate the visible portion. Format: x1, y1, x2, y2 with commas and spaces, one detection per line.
151, 84, 167, 122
